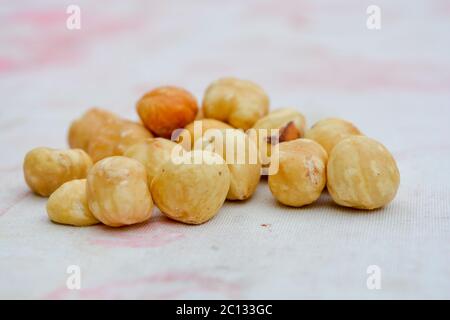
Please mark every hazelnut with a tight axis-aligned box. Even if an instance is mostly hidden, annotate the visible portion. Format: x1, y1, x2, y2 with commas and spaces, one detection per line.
23, 147, 93, 197
124, 138, 179, 185
88, 119, 152, 163
268, 139, 328, 207
327, 136, 400, 210
68, 108, 118, 151
304, 118, 362, 155
47, 179, 99, 226
86, 156, 153, 227
194, 129, 261, 200
177, 119, 234, 149
202, 77, 269, 130
136, 86, 198, 138
251, 108, 306, 166
150, 150, 230, 224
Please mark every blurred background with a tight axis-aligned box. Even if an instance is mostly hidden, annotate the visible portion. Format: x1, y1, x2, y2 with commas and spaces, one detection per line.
0, 0, 449, 299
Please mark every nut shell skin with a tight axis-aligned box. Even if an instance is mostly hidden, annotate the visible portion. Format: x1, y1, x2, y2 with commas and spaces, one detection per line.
88, 119, 152, 163
194, 129, 261, 200
86, 156, 153, 227
327, 136, 400, 210
23, 147, 93, 197
202, 77, 269, 130
150, 150, 230, 224
124, 138, 179, 185
136, 86, 198, 138
268, 139, 328, 207
47, 179, 99, 226
68, 108, 118, 151
305, 118, 362, 155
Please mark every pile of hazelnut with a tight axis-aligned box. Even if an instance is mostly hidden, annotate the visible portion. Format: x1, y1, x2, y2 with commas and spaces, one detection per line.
23, 77, 400, 228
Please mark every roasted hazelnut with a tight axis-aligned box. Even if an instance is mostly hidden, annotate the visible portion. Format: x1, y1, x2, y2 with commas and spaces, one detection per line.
88, 119, 152, 163
194, 128, 261, 200
136, 86, 198, 138
150, 150, 230, 224
304, 118, 362, 155
327, 136, 400, 210
177, 119, 234, 149
24, 147, 92, 197
47, 179, 99, 226
251, 108, 306, 167
202, 77, 269, 130
124, 138, 179, 185
68, 108, 118, 151
86, 156, 153, 227
268, 139, 327, 207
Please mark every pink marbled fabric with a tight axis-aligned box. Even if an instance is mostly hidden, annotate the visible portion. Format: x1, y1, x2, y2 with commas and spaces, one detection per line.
0, 0, 449, 299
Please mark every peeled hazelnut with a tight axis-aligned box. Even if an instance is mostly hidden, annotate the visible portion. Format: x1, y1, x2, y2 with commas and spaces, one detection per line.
304, 118, 362, 155
86, 156, 153, 227
251, 108, 306, 166
88, 119, 152, 163
124, 138, 179, 185
150, 150, 230, 224
327, 136, 400, 210
23, 147, 93, 197
68, 108, 118, 151
136, 86, 198, 138
268, 139, 328, 207
47, 179, 99, 226
194, 129, 261, 200
202, 77, 269, 130
177, 119, 234, 149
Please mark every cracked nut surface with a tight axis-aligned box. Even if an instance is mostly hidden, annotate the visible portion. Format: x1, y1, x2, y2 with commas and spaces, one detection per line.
86, 156, 153, 227
202, 77, 269, 130
327, 136, 400, 210
150, 150, 230, 224
88, 119, 152, 163
47, 179, 99, 226
194, 129, 261, 200
268, 139, 328, 207
136, 86, 198, 138
23, 147, 93, 197
124, 138, 179, 185
304, 118, 362, 155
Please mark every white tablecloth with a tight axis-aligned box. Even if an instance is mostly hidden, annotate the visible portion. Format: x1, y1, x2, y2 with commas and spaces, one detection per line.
1, 0, 449, 299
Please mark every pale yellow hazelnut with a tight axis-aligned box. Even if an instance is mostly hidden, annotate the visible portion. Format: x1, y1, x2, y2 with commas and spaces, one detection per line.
68, 108, 118, 151
23, 147, 93, 197
202, 77, 269, 130
305, 118, 362, 155
251, 108, 307, 165
47, 179, 99, 226
268, 139, 328, 207
327, 136, 400, 210
150, 150, 230, 224
88, 119, 153, 163
177, 119, 234, 149
194, 129, 261, 200
86, 156, 153, 227
124, 138, 179, 185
